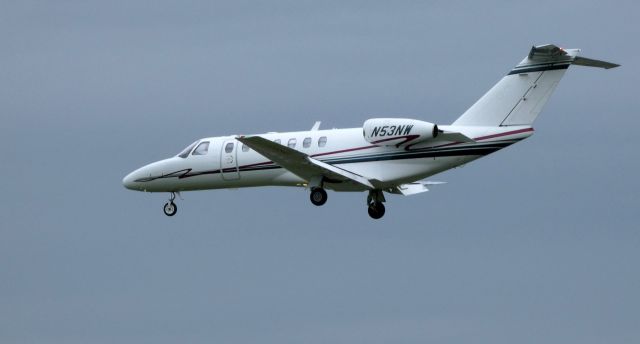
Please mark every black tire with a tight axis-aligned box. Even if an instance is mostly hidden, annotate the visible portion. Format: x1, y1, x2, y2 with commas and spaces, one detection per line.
367, 202, 385, 219
310, 188, 328, 206
163, 202, 177, 216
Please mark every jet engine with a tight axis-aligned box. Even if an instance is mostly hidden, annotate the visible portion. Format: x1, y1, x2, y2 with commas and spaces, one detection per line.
363, 118, 439, 146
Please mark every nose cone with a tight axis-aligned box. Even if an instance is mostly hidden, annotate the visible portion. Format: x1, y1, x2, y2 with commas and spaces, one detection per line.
122, 171, 139, 190
123, 159, 171, 191
123, 166, 151, 191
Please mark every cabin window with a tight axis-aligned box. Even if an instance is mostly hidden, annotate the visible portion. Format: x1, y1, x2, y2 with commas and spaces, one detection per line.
274, 139, 281, 144
177, 141, 198, 158
192, 141, 210, 155
318, 136, 327, 147
303, 137, 312, 148
288, 138, 297, 148
242, 143, 250, 152
225, 142, 234, 153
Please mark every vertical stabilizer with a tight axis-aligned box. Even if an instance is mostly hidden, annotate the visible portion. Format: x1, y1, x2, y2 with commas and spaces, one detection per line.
452, 44, 619, 127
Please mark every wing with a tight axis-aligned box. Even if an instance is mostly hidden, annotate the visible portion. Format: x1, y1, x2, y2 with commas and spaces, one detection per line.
237, 136, 374, 189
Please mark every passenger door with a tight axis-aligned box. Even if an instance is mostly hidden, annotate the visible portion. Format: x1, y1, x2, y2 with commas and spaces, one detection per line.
220, 140, 240, 180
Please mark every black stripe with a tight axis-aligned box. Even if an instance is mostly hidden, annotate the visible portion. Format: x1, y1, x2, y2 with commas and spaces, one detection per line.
136, 141, 519, 182
322, 147, 504, 165
238, 165, 281, 172
241, 144, 512, 170
508, 64, 570, 75
512, 60, 572, 69
322, 141, 516, 164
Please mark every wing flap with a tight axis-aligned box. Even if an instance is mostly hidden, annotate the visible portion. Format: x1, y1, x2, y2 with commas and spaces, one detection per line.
392, 181, 447, 196
306, 156, 374, 188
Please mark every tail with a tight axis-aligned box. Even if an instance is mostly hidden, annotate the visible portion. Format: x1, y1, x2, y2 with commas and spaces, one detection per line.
452, 44, 619, 127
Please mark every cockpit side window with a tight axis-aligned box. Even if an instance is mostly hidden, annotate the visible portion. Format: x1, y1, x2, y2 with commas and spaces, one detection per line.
192, 141, 210, 156
177, 141, 198, 158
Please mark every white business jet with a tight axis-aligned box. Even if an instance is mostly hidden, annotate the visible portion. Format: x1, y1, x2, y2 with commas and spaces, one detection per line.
123, 44, 618, 219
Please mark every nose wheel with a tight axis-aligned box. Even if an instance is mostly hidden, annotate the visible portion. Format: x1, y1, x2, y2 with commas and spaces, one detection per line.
163, 192, 178, 216
163, 202, 177, 216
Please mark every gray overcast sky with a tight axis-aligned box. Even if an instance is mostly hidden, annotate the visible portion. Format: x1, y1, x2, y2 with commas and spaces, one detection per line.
1, 1, 638, 343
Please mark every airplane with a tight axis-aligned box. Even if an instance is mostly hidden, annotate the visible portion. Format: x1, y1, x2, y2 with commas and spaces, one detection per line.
123, 44, 618, 219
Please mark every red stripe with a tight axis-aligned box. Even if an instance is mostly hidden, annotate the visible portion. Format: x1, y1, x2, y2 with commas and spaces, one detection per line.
474, 127, 534, 141
237, 145, 377, 169
240, 161, 274, 168
237, 127, 533, 169
310, 145, 377, 158
430, 127, 534, 149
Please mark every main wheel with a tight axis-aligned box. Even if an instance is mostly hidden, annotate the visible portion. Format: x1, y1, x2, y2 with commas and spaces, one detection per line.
367, 202, 385, 219
163, 202, 177, 216
310, 188, 328, 206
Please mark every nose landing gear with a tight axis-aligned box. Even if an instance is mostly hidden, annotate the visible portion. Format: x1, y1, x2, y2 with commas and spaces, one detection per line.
163, 192, 178, 216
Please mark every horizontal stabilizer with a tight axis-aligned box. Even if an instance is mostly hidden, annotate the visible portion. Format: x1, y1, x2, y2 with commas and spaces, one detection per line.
527, 45, 620, 69
573, 56, 620, 69
527, 44, 572, 60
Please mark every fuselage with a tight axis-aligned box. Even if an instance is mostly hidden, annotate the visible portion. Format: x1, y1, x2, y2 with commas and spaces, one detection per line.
122, 44, 617, 219
122, 125, 533, 193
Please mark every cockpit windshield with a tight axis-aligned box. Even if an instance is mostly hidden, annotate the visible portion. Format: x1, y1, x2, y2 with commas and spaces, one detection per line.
177, 141, 198, 158
192, 141, 209, 155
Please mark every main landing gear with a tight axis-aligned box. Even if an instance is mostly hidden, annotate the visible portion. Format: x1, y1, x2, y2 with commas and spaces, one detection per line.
367, 202, 385, 219
309, 176, 328, 207
163, 192, 178, 216
310, 187, 328, 206
367, 189, 386, 220
308, 187, 387, 219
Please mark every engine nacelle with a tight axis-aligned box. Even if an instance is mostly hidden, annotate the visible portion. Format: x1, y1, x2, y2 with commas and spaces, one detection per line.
363, 118, 439, 146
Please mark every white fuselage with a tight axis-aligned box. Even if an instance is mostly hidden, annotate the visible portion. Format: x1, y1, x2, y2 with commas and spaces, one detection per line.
122, 44, 617, 219
122, 125, 534, 193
